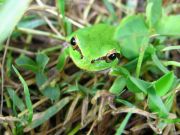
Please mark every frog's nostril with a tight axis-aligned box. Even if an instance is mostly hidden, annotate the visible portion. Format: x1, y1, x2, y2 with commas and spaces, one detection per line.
80, 54, 83, 59
91, 60, 95, 63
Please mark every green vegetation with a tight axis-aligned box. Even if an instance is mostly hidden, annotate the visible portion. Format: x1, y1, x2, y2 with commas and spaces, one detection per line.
0, 0, 179, 134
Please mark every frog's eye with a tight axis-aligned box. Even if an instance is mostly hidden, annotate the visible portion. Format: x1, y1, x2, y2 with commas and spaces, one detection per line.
106, 53, 117, 62
107, 53, 116, 60
70, 37, 77, 46
91, 49, 120, 63
105, 49, 121, 62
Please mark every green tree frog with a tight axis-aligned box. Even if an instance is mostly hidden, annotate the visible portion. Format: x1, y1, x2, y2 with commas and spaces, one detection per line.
68, 24, 122, 71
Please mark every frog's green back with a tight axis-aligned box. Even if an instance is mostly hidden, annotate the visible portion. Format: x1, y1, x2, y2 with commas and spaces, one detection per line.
68, 24, 121, 71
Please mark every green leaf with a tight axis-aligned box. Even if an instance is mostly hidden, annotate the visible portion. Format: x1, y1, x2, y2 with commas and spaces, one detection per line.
147, 85, 168, 118
127, 76, 150, 93
114, 15, 149, 59
7, 87, 25, 111
110, 66, 130, 77
12, 65, 33, 122
151, 53, 169, 73
146, 0, 162, 28
35, 72, 48, 88
162, 118, 180, 124
153, 72, 175, 96
0, 0, 32, 43
36, 53, 49, 71
56, 47, 69, 71
164, 93, 174, 111
15, 55, 38, 73
42, 86, 60, 101
109, 77, 126, 94
155, 15, 180, 36
24, 97, 71, 132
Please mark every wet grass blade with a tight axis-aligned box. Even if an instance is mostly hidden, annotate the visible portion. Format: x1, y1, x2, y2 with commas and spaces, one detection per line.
12, 65, 33, 122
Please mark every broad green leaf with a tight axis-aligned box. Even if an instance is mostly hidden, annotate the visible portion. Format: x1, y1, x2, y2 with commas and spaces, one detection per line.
0, 0, 5, 4
146, 0, 162, 28
114, 15, 149, 59
36, 53, 49, 71
155, 15, 180, 36
24, 97, 71, 132
7, 87, 25, 111
35, 72, 48, 88
42, 86, 60, 100
0, 0, 32, 43
12, 65, 33, 122
109, 77, 126, 94
15, 55, 38, 73
153, 72, 175, 96
147, 85, 168, 118
56, 47, 69, 71
127, 76, 150, 93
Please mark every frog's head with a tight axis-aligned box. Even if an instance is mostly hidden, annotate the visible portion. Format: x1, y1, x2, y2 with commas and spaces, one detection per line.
67, 24, 121, 71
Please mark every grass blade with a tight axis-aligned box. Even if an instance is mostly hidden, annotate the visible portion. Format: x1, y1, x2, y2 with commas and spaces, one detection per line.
115, 110, 133, 135
12, 65, 33, 122
24, 97, 71, 132
7, 88, 25, 112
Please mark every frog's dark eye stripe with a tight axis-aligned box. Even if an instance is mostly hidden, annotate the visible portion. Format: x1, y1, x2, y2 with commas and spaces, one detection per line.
91, 49, 120, 63
70, 37, 84, 59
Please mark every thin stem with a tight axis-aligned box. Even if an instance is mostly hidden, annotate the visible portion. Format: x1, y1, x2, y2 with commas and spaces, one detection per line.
1, 37, 10, 114
17, 27, 65, 41
162, 45, 180, 51
162, 60, 180, 67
